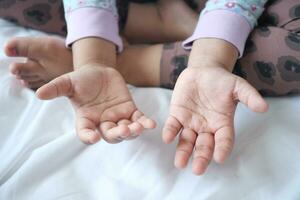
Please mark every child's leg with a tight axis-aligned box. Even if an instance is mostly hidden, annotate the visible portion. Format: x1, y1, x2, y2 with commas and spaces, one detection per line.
235, 29, 300, 96
122, 0, 198, 43
4, 35, 160, 88
119, 0, 299, 91
0, 0, 66, 36
154, 0, 300, 95
5, 0, 299, 92
116, 42, 187, 88
119, 27, 299, 96
235, 0, 300, 96
4, 25, 299, 94
0, 0, 198, 43
2, 0, 197, 90
4, 36, 73, 88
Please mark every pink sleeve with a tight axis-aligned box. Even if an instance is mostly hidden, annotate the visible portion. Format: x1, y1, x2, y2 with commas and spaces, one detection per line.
65, 7, 123, 52
182, 10, 252, 57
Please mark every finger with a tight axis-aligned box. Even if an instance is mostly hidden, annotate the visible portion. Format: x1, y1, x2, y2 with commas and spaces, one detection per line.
137, 116, 156, 129
174, 128, 197, 169
192, 132, 214, 175
100, 121, 116, 135
235, 78, 268, 113
213, 126, 234, 164
131, 111, 156, 129
36, 74, 73, 100
76, 114, 101, 144
117, 119, 131, 125
162, 116, 182, 144
118, 119, 144, 138
128, 121, 144, 135
100, 122, 130, 143
131, 110, 144, 121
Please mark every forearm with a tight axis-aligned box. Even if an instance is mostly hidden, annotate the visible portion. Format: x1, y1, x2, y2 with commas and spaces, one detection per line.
188, 38, 238, 72
72, 37, 117, 70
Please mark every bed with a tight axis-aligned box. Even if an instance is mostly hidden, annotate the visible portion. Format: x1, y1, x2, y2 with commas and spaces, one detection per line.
0, 19, 300, 200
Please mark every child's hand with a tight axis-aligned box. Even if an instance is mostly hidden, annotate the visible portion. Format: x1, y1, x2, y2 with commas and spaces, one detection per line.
34, 37, 156, 144
36, 64, 156, 144
162, 61, 268, 175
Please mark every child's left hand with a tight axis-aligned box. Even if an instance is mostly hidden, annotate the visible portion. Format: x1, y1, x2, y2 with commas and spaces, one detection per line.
162, 64, 268, 175
36, 65, 156, 144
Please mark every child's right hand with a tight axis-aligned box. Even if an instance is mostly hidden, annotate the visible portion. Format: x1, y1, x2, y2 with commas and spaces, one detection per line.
163, 63, 268, 175
36, 64, 156, 144
163, 38, 268, 175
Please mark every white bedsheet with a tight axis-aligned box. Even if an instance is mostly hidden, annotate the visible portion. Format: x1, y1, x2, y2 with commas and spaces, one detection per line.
0, 19, 300, 200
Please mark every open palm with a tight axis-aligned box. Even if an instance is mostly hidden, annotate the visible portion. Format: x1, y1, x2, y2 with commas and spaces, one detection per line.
163, 66, 268, 175
36, 65, 156, 144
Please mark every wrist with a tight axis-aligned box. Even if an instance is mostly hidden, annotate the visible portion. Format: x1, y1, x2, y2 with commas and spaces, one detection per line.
188, 57, 229, 72
74, 58, 116, 71
75, 62, 115, 71
72, 37, 117, 70
188, 39, 238, 72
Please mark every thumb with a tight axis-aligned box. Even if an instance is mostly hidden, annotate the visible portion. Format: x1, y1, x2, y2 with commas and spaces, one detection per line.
235, 78, 268, 113
36, 74, 73, 100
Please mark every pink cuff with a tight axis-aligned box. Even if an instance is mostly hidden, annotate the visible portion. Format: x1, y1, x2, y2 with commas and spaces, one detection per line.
65, 8, 123, 52
183, 10, 252, 57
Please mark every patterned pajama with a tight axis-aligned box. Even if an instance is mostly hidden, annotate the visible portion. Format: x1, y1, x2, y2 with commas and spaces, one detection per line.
0, 0, 66, 36
237, 0, 300, 96
0, 0, 124, 35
